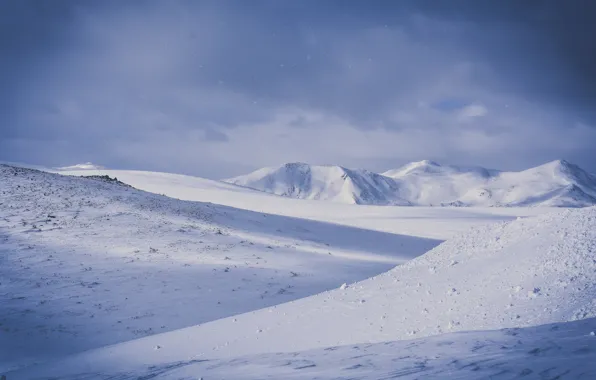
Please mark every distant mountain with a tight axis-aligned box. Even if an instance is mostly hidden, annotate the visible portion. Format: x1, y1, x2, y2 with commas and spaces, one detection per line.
225, 163, 410, 205
56, 162, 105, 171
381, 160, 501, 206
225, 160, 596, 207
382, 159, 499, 178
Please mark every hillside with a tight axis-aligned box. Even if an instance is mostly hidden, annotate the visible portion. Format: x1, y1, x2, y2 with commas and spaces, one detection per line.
0, 164, 439, 372
138, 318, 596, 379
11, 205, 596, 379
226, 160, 596, 207
19, 318, 596, 379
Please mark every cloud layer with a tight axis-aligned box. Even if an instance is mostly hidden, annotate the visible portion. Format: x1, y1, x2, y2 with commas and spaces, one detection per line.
2, 1, 595, 177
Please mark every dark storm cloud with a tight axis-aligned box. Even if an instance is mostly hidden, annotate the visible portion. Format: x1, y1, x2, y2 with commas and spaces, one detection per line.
418, 0, 596, 121
1, 0, 595, 177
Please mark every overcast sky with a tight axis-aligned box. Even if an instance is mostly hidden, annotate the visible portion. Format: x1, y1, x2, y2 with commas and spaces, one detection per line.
2, 0, 595, 178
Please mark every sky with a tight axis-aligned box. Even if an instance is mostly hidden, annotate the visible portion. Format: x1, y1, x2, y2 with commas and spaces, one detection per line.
1, 0, 595, 178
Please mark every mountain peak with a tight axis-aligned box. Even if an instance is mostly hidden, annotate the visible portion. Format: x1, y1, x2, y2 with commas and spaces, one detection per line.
557, 159, 570, 166
225, 162, 404, 205
383, 160, 445, 177
544, 159, 570, 168
413, 160, 441, 167
532, 159, 586, 177
278, 162, 312, 174
280, 162, 350, 172
283, 162, 309, 169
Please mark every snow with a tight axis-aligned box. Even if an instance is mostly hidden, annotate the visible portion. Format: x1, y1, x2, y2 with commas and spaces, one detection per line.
225, 162, 408, 205
9, 198, 596, 379
0, 164, 437, 372
224, 159, 596, 207
54, 168, 548, 240
18, 318, 596, 379
384, 159, 596, 207
55, 162, 106, 171
3, 162, 595, 379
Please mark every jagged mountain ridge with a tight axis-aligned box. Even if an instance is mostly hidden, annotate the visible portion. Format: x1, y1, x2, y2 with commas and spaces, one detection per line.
225, 160, 596, 207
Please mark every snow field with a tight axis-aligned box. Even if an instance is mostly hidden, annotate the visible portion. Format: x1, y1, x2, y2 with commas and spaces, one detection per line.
12, 206, 595, 379
0, 165, 437, 371
3, 162, 595, 379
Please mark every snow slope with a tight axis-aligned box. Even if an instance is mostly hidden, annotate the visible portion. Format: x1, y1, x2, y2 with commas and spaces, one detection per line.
225, 159, 596, 207
126, 318, 596, 380
56, 168, 549, 240
16, 318, 596, 379
14, 206, 596, 379
0, 164, 439, 372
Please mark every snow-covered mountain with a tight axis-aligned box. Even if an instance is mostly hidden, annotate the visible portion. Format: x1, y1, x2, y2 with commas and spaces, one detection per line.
225, 162, 410, 205
226, 160, 596, 207
56, 162, 106, 170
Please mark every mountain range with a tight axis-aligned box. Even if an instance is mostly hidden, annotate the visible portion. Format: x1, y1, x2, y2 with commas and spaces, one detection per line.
225, 159, 596, 207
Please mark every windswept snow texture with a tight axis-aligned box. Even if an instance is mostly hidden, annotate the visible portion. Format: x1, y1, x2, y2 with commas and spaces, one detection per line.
0, 164, 439, 372
14, 206, 595, 380
226, 159, 596, 207
16, 318, 596, 380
